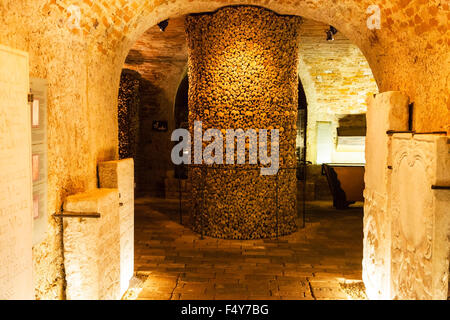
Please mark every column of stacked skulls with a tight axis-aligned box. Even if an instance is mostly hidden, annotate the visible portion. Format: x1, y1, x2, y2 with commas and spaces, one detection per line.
185, 6, 302, 239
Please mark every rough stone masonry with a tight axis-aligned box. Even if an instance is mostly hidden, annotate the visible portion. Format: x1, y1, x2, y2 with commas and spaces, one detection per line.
185, 6, 302, 239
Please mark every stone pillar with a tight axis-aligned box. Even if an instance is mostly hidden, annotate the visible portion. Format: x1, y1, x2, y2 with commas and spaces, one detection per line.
185, 6, 302, 239
118, 69, 140, 161
363, 92, 409, 299
98, 159, 134, 296
63, 189, 120, 300
389, 133, 449, 299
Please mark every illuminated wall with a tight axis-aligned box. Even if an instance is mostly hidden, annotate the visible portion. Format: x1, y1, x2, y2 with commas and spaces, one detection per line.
296, 19, 379, 165
185, 6, 302, 239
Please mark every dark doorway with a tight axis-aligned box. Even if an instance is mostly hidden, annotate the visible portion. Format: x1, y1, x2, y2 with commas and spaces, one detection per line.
174, 74, 189, 130
173, 73, 189, 181
296, 77, 308, 180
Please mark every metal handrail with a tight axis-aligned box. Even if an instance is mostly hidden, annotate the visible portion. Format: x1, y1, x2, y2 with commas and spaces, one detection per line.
176, 164, 310, 239
431, 185, 450, 190
53, 211, 101, 219
386, 130, 447, 135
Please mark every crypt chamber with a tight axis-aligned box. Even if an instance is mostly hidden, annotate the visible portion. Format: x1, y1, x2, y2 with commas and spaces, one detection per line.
0, 1, 448, 301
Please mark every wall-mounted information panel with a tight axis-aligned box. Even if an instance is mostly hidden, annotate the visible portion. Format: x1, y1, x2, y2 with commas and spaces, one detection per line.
30, 78, 48, 246
0, 44, 33, 300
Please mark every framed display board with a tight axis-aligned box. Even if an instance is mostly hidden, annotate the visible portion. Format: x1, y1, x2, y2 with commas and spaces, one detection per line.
30, 78, 48, 246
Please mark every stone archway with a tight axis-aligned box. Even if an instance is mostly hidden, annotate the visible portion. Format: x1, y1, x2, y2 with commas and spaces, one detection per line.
112, 2, 449, 299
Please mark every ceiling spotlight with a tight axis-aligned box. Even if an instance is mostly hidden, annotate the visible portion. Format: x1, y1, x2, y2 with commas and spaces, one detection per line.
326, 26, 338, 41
158, 19, 169, 32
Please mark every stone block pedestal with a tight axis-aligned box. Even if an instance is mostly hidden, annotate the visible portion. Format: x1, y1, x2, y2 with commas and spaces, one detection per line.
98, 158, 134, 296
63, 189, 120, 300
363, 91, 449, 300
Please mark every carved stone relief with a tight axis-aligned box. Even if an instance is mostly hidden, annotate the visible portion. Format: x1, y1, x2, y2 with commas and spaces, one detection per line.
363, 91, 409, 299
390, 134, 449, 299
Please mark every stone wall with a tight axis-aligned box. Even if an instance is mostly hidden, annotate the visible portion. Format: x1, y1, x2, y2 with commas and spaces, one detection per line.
0, 0, 448, 299
185, 6, 302, 239
1, 1, 121, 299
297, 19, 379, 164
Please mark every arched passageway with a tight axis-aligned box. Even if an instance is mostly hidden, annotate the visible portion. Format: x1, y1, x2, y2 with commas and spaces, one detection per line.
119, 6, 375, 300
0, 0, 448, 301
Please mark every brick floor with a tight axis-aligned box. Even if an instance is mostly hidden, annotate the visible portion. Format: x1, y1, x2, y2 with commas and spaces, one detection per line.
133, 198, 365, 300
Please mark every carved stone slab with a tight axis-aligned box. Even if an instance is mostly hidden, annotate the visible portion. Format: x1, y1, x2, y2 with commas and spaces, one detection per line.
98, 158, 134, 296
363, 91, 409, 299
63, 189, 121, 300
390, 133, 449, 299
0, 45, 33, 300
